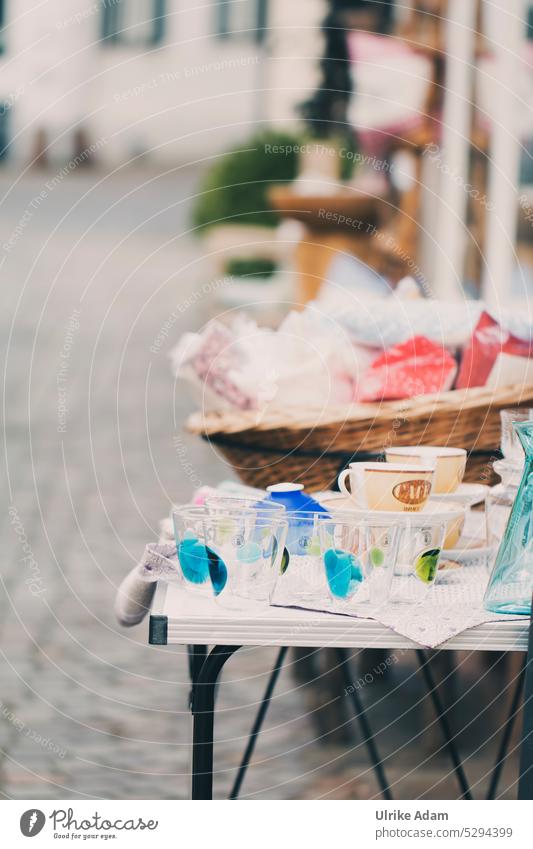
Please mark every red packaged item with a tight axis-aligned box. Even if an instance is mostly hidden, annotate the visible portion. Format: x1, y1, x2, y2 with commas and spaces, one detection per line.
456, 311, 533, 389
357, 335, 457, 402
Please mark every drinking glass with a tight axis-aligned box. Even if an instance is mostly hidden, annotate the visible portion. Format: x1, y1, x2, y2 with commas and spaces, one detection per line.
500, 409, 533, 465
203, 511, 288, 610
205, 495, 285, 517
172, 506, 213, 595
274, 510, 328, 603
318, 514, 399, 606
389, 515, 447, 604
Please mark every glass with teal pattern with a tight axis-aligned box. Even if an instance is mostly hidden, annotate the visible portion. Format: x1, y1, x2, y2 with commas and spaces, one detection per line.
202, 511, 288, 610
318, 514, 399, 606
172, 506, 213, 596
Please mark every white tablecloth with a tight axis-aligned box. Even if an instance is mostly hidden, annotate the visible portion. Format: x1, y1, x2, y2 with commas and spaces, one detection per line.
136, 542, 527, 648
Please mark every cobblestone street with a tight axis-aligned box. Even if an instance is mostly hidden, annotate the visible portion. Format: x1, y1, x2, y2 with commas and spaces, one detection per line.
0, 167, 523, 800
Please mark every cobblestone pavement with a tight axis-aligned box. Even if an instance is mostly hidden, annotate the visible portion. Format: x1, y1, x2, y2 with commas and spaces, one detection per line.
0, 167, 522, 800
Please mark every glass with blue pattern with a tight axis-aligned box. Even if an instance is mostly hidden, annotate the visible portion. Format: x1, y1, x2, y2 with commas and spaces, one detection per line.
318, 513, 399, 606
172, 506, 213, 596
202, 511, 288, 610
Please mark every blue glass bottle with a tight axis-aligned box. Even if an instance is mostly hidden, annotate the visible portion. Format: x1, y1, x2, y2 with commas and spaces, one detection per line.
484, 421, 533, 615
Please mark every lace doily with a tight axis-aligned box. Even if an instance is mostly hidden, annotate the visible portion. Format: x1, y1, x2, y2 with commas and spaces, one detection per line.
289, 566, 528, 648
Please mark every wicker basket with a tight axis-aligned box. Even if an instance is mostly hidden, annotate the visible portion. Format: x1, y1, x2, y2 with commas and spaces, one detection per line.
187, 384, 533, 491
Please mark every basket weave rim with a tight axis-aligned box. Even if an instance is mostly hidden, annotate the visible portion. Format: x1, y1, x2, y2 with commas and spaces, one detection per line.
187, 383, 533, 438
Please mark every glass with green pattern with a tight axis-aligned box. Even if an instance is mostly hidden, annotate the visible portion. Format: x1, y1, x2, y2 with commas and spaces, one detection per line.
389, 515, 446, 604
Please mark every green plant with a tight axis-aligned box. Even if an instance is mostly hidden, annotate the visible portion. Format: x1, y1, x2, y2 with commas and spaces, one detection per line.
225, 257, 278, 278
193, 129, 301, 231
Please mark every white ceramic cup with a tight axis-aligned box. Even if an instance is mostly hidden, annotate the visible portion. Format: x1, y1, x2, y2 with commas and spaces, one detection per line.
338, 461, 435, 512
385, 446, 466, 494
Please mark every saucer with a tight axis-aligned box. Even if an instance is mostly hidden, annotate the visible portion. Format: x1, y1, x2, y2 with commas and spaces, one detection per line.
443, 536, 495, 568
430, 483, 489, 507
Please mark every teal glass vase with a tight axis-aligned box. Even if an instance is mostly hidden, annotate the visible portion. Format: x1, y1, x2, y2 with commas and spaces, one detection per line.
484, 421, 533, 615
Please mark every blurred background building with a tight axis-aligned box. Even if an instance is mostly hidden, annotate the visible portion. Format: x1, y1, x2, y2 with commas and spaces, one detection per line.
0, 0, 326, 166
3, 1, 533, 300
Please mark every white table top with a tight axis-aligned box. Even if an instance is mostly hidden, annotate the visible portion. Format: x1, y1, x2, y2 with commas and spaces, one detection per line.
149, 583, 530, 652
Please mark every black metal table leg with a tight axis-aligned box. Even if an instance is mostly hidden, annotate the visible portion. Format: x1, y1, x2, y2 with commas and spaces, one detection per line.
230, 646, 289, 800
191, 645, 242, 800
186, 636, 531, 801
518, 595, 533, 800
188, 644, 208, 684
187, 644, 208, 709
335, 647, 393, 800
416, 649, 472, 799
487, 658, 526, 799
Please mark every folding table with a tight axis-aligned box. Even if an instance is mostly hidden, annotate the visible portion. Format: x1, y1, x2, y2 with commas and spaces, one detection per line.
148, 583, 533, 800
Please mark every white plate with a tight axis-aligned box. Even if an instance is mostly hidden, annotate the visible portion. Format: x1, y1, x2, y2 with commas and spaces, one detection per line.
324, 502, 466, 525
442, 536, 495, 567
430, 483, 489, 507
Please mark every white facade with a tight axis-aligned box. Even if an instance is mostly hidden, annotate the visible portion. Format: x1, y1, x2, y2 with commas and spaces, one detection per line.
0, 0, 325, 168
